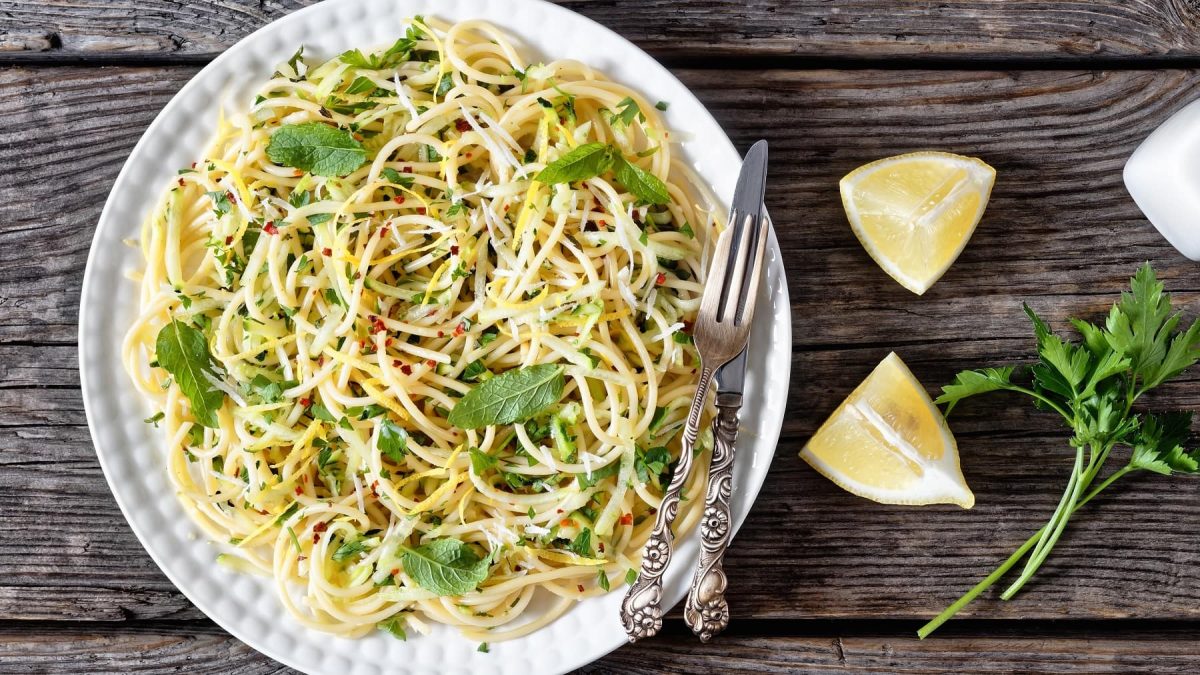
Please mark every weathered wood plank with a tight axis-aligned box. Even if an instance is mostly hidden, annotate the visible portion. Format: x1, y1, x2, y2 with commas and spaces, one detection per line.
4, 66, 1200, 345
3, 1, 1200, 62
8, 66, 1200, 624
4, 620, 1200, 673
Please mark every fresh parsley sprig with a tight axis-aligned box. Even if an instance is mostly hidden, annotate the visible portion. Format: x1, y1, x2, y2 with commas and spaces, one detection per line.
920, 264, 1200, 638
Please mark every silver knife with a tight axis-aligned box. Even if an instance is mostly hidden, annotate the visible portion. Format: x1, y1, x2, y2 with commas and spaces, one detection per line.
682, 157, 770, 642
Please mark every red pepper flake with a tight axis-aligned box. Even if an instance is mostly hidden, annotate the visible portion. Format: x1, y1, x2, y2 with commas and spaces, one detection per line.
293, 169, 304, 177
312, 533, 321, 543
191, 162, 197, 169
379, 224, 390, 237
370, 315, 387, 333
393, 195, 406, 204
392, 359, 403, 368
560, 519, 572, 527
598, 542, 605, 553
619, 513, 633, 526
400, 364, 413, 375
224, 236, 234, 246
314, 521, 328, 533
370, 481, 379, 497
426, 359, 436, 368
263, 221, 279, 235
177, 178, 185, 187
391, 568, 400, 577
450, 245, 459, 256
654, 272, 667, 286
465, 152, 473, 159
318, 357, 325, 366
402, 166, 413, 173
322, 247, 332, 257
454, 322, 465, 337
556, 509, 564, 514
455, 118, 471, 132
577, 584, 585, 593
385, 337, 394, 347
302, 474, 309, 484
437, 330, 444, 338
352, 133, 364, 141
225, 190, 236, 203
416, 207, 427, 215
300, 397, 312, 407
294, 485, 303, 496
503, 204, 510, 212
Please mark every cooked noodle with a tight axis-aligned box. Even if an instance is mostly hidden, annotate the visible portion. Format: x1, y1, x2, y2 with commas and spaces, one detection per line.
123, 16, 719, 641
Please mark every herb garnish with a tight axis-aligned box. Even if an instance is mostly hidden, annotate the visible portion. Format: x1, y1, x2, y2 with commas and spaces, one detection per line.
401, 538, 491, 596
535, 143, 670, 205
154, 320, 226, 428
919, 264, 1200, 638
447, 364, 565, 429
266, 123, 367, 177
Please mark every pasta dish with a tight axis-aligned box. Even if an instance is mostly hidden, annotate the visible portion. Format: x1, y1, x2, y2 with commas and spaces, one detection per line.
123, 16, 719, 643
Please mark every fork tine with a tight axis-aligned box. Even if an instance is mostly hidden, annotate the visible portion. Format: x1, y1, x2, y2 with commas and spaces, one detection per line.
717, 211, 755, 323
734, 212, 770, 326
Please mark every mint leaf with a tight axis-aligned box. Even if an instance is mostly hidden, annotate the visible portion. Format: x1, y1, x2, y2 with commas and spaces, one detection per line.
613, 155, 670, 205
447, 364, 565, 429
332, 536, 368, 562
535, 143, 613, 185
155, 320, 225, 428
267, 123, 367, 177
401, 538, 490, 596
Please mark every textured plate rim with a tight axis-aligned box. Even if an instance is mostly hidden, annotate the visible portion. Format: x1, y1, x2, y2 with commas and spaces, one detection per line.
78, 1, 792, 673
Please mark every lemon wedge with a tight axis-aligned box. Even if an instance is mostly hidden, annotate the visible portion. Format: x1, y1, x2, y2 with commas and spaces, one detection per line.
801, 352, 974, 508
840, 152, 995, 295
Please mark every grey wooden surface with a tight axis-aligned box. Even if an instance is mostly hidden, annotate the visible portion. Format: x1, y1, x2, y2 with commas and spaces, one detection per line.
5, 1, 1200, 673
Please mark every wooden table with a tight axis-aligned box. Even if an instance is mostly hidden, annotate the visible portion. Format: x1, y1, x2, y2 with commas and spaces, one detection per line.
5, 1, 1200, 672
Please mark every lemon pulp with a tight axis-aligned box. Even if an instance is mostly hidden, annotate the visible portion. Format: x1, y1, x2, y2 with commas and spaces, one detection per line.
841, 151, 995, 295
801, 352, 974, 508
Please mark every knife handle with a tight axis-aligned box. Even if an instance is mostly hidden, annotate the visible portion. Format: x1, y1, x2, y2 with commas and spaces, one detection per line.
621, 365, 714, 642
683, 392, 741, 642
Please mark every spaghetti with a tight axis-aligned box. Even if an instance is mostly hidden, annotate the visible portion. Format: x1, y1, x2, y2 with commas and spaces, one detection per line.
123, 16, 720, 642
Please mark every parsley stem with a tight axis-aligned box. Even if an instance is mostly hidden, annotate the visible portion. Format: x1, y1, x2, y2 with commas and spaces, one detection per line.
1001, 445, 1087, 599
918, 464, 1134, 639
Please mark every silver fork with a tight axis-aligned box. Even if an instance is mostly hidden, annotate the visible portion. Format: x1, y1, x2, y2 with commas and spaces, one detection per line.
620, 141, 769, 642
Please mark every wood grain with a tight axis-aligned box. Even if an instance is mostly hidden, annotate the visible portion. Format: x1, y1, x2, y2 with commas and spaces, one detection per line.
2, 1, 1200, 63
8, 65, 1200, 629
5, 620, 1200, 674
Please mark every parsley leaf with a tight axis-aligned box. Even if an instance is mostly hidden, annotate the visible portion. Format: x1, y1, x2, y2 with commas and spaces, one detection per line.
379, 420, 409, 463
377, 616, 407, 640
920, 263, 1200, 639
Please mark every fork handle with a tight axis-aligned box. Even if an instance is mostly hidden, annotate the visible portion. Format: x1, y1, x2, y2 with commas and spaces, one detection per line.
683, 393, 740, 641
621, 365, 714, 642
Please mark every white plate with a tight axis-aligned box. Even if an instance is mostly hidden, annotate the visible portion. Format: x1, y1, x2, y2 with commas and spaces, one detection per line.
78, 1, 792, 673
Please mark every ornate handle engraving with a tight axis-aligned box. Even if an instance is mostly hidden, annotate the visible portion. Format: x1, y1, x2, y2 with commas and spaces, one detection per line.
621, 366, 715, 642
682, 393, 740, 642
